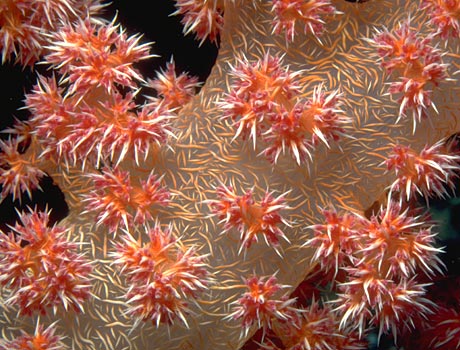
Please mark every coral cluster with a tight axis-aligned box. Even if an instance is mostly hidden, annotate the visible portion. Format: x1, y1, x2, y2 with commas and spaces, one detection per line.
1, 0, 460, 349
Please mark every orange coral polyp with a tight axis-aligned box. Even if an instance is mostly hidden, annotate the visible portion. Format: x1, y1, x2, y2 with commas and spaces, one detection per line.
0, 139, 45, 201
0, 322, 67, 350
385, 141, 460, 201
85, 168, 170, 232
371, 20, 448, 123
0, 210, 92, 316
211, 185, 289, 252
113, 224, 209, 327
147, 59, 201, 110
271, 0, 337, 42
228, 275, 298, 338
423, 0, 460, 38
173, 0, 225, 45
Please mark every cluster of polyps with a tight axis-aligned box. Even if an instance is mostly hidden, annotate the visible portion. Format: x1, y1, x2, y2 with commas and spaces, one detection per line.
0, 3, 210, 344
173, 0, 225, 45
226, 275, 298, 339
305, 199, 444, 341
146, 59, 202, 111
222, 53, 348, 165
0, 138, 45, 202
84, 168, 170, 233
25, 18, 172, 168
227, 275, 366, 349
385, 139, 460, 202
209, 184, 291, 255
0, 210, 92, 316
2, 0, 460, 349
112, 224, 210, 328
172, 0, 340, 47
369, 19, 449, 127
276, 301, 366, 350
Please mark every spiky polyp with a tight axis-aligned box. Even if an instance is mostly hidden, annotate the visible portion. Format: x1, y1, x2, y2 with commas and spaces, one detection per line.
173, 0, 225, 45
84, 167, 170, 233
147, 58, 202, 111
304, 207, 360, 276
275, 302, 366, 350
305, 198, 444, 340
25, 18, 171, 168
0, 0, 104, 66
112, 224, 210, 328
370, 20, 448, 124
307, 199, 444, 280
210, 184, 290, 254
222, 53, 348, 164
385, 140, 460, 201
45, 18, 152, 96
227, 275, 298, 339
271, 0, 337, 42
222, 53, 302, 147
0, 321, 67, 350
0, 138, 45, 202
359, 200, 444, 279
4, 0, 460, 348
335, 265, 434, 340
422, 0, 460, 39
26, 76, 174, 167
0, 209, 92, 316
263, 84, 347, 165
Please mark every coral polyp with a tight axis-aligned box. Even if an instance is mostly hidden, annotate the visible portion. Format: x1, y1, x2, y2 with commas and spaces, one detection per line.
271, 0, 338, 42
422, 0, 460, 39
0, 321, 67, 350
276, 302, 366, 350
369, 19, 449, 126
84, 167, 170, 232
335, 266, 434, 340
385, 140, 460, 201
227, 275, 298, 338
112, 223, 210, 328
221, 52, 303, 149
173, 0, 225, 45
0, 209, 92, 316
209, 184, 290, 254
0, 0, 105, 66
44, 17, 153, 95
0, 138, 45, 201
146, 58, 202, 110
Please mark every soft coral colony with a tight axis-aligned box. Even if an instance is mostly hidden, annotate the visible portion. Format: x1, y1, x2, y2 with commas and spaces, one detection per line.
1, 0, 460, 349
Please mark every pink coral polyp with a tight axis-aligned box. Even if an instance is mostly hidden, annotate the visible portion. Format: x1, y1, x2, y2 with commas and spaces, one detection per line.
385, 141, 460, 201
222, 53, 302, 148
173, 0, 225, 45
85, 167, 170, 233
210, 184, 290, 254
112, 224, 209, 327
423, 0, 460, 39
0, 210, 92, 316
227, 275, 298, 338
45, 18, 153, 96
271, 0, 337, 42
370, 20, 448, 125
